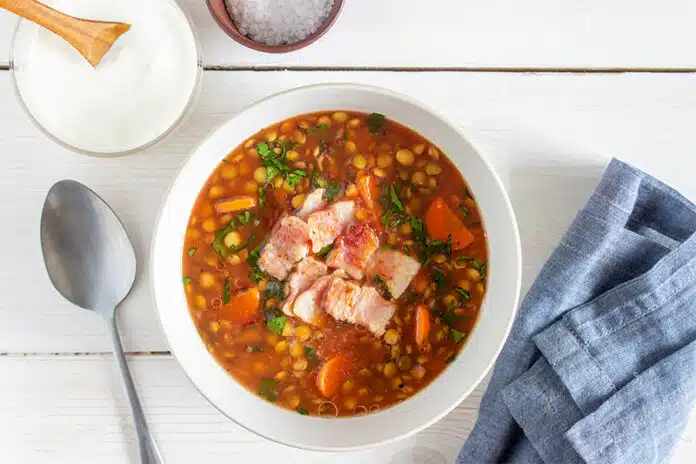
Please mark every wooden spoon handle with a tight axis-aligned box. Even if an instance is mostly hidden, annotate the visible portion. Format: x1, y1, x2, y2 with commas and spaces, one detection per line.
0, 0, 131, 66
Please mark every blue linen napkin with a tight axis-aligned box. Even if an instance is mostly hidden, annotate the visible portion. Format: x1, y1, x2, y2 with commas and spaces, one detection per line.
458, 159, 696, 463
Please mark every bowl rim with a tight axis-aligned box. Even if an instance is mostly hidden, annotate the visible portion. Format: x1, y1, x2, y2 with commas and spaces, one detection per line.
150, 82, 522, 451
8, 0, 203, 158
205, 0, 344, 53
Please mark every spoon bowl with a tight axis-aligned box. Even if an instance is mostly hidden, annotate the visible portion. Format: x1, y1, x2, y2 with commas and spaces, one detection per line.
41, 180, 135, 313
40, 180, 162, 464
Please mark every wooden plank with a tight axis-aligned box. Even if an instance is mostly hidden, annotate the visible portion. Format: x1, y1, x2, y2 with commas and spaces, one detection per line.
1, 0, 696, 69
0, 356, 693, 463
0, 356, 484, 463
2, 70, 696, 353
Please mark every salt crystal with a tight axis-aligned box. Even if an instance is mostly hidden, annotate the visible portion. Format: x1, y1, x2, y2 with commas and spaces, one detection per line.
225, 0, 334, 46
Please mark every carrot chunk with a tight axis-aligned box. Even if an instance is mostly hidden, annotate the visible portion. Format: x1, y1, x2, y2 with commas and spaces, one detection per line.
357, 175, 380, 209
316, 355, 352, 398
425, 197, 474, 250
215, 196, 257, 214
414, 304, 431, 348
219, 287, 260, 325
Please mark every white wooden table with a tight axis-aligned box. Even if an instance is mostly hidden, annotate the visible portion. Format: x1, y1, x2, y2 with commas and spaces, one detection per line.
1, 1, 695, 462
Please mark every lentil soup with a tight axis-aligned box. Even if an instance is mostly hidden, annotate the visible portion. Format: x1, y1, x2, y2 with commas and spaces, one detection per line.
182, 111, 488, 417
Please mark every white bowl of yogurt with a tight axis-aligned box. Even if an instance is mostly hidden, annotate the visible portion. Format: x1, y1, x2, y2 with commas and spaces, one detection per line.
10, 0, 201, 156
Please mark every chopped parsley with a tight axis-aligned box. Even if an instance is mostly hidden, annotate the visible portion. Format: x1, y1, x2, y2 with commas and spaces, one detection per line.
222, 278, 231, 304
304, 346, 317, 360
457, 256, 487, 280
316, 244, 334, 259
256, 140, 304, 188
245, 346, 264, 353
258, 185, 266, 207
264, 280, 285, 301
266, 315, 287, 335
450, 328, 467, 344
311, 169, 329, 188
402, 244, 410, 256
306, 123, 329, 134
237, 211, 252, 225
325, 183, 342, 202
432, 268, 447, 293
182, 276, 191, 285
187, 247, 196, 256
419, 235, 452, 264
389, 185, 405, 212
211, 219, 238, 258
458, 205, 470, 218
310, 170, 341, 202
380, 183, 409, 228
286, 169, 308, 187
297, 407, 310, 415
248, 235, 272, 283
455, 287, 471, 303
259, 379, 279, 402
367, 112, 387, 135
373, 275, 392, 299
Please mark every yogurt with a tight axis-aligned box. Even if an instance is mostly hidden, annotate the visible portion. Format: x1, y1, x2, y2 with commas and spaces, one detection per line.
13, 0, 200, 154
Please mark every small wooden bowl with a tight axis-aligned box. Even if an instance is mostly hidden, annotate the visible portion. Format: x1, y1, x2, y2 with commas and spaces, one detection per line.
206, 0, 344, 53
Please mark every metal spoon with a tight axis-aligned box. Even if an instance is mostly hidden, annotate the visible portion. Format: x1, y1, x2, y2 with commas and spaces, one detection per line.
40, 180, 162, 464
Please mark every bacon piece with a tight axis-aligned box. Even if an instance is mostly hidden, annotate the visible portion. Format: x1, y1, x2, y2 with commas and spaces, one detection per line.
326, 222, 379, 280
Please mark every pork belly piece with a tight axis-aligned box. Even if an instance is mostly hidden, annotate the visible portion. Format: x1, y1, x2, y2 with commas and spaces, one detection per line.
321, 275, 362, 322
326, 222, 379, 280
293, 275, 333, 325
297, 188, 326, 218
367, 249, 421, 298
307, 201, 355, 253
258, 215, 310, 280
352, 287, 396, 336
280, 257, 328, 316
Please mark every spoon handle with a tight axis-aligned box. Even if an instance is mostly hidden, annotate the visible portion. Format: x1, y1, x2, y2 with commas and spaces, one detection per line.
106, 315, 163, 464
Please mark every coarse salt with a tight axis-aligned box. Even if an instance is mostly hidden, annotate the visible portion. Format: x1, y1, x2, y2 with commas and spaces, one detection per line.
226, 0, 334, 46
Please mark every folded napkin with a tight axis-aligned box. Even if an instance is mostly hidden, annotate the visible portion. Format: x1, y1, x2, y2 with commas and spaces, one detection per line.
458, 159, 696, 463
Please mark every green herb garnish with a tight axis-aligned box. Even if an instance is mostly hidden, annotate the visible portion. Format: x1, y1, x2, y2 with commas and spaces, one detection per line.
457, 256, 487, 280
419, 236, 452, 264
287, 169, 308, 187
450, 328, 467, 344
432, 268, 447, 293
297, 407, 309, 415
325, 183, 341, 202
317, 244, 334, 259
304, 346, 317, 360
212, 218, 238, 257
259, 379, 279, 402
455, 287, 471, 303
459, 205, 470, 218
402, 244, 410, 256
222, 278, 231, 304
187, 247, 197, 256
306, 123, 329, 134
266, 315, 287, 335
258, 185, 266, 207
390, 185, 405, 212
182, 276, 191, 285
237, 211, 252, 225
367, 113, 387, 135
264, 280, 285, 301
373, 275, 392, 299
311, 170, 329, 188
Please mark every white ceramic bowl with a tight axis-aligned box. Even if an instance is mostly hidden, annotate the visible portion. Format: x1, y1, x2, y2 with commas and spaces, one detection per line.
151, 84, 521, 451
